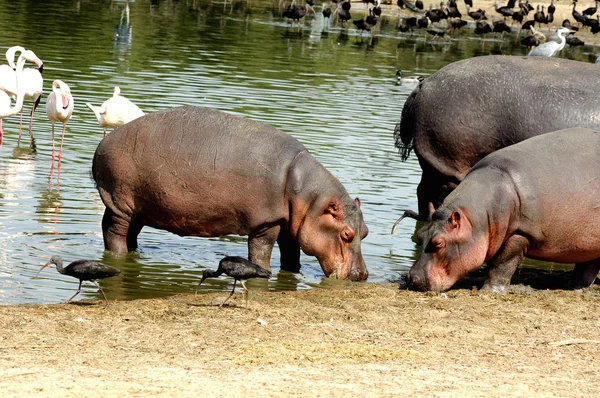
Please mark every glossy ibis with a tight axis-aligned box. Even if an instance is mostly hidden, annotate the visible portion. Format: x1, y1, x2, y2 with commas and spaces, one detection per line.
583, 0, 599, 16
196, 256, 271, 309
36, 256, 121, 309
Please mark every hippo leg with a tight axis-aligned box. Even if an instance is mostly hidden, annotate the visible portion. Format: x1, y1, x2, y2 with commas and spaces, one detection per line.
126, 217, 145, 251
248, 225, 281, 271
482, 235, 529, 293
571, 260, 600, 288
277, 228, 301, 272
101, 208, 130, 253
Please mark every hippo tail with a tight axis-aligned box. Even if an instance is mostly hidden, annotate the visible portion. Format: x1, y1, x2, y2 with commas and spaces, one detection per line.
393, 87, 419, 162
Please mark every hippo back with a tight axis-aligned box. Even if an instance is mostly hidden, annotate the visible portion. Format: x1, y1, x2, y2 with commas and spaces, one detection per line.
396, 55, 600, 178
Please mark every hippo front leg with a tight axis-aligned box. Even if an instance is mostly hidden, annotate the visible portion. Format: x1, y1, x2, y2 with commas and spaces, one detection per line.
277, 228, 301, 272
482, 235, 529, 293
571, 260, 600, 288
248, 225, 281, 271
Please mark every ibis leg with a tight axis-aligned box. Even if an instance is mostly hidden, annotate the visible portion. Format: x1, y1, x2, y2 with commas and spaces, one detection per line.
220, 280, 237, 308
240, 280, 249, 310
65, 280, 83, 304
91, 280, 111, 309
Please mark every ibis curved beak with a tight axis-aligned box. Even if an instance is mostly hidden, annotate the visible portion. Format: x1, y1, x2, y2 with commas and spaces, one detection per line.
35, 262, 51, 278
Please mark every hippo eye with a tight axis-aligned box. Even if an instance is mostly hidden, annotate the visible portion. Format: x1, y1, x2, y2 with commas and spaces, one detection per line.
425, 238, 445, 253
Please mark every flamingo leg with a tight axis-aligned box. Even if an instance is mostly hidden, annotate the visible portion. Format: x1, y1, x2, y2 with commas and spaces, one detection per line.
28, 99, 40, 147
91, 280, 110, 310
17, 108, 23, 145
50, 123, 56, 163
58, 123, 66, 162
219, 279, 237, 308
65, 280, 83, 304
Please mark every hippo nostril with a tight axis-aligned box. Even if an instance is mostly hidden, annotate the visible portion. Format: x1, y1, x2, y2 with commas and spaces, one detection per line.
408, 273, 428, 291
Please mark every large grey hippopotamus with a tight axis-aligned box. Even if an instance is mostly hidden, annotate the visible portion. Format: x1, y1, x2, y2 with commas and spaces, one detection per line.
92, 106, 369, 281
408, 127, 600, 292
394, 55, 600, 221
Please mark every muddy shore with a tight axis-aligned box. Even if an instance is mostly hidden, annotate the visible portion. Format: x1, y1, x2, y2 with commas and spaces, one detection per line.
2, 281, 600, 397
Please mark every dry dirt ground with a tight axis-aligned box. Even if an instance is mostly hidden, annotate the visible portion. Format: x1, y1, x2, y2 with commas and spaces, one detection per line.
2, 275, 600, 397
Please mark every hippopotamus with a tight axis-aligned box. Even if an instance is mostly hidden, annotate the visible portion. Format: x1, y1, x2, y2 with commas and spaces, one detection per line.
394, 55, 600, 222
92, 106, 369, 281
408, 127, 600, 292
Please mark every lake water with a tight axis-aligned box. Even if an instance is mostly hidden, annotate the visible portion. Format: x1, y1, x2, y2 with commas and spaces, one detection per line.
0, 0, 592, 305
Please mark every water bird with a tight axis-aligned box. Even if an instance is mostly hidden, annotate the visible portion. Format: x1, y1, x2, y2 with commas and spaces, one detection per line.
527, 27, 573, 56
322, 3, 332, 19
85, 86, 144, 136
0, 46, 25, 98
195, 256, 271, 310
494, 2, 514, 18
283, 0, 307, 23
583, 0, 599, 16
572, 1, 587, 25
36, 255, 121, 309
566, 33, 584, 46
16, 49, 43, 148
46, 80, 74, 165
396, 70, 424, 84
0, 50, 40, 146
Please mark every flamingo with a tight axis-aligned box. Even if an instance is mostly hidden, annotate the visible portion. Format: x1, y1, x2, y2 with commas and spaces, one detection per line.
0, 46, 25, 97
85, 86, 144, 136
46, 80, 74, 164
0, 50, 40, 145
13, 49, 43, 147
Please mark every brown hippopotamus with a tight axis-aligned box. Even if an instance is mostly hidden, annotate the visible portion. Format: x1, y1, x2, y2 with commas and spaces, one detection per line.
394, 55, 600, 221
407, 127, 600, 292
92, 106, 369, 281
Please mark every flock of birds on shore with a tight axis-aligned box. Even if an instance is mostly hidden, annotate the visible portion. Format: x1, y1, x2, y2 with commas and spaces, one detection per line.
282, 0, 600, 54
0, 46, 145, 168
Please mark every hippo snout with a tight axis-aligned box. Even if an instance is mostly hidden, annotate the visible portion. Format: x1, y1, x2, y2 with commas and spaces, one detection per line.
407, 269, 429, 291
349, 265, 368, 281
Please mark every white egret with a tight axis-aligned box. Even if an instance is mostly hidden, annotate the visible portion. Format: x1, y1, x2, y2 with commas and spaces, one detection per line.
527, 27, 573, 57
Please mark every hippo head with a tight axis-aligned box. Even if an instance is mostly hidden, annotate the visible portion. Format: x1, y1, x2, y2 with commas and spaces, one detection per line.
295, 196, 369, 281
408, 207, 487, 292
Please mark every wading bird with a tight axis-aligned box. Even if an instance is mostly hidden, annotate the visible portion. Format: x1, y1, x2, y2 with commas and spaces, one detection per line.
85, 86, 144, 136
527, 26, 573, 56
36, 255, 121, 309
196, 256, 271, 310
0, 50, 40, 145
46, 80, 74, 165
0, 46, 25, 97
17, 49, 43, 148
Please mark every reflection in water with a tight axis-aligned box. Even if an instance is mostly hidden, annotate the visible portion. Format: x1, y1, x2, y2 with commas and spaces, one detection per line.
0, 0, 592, 304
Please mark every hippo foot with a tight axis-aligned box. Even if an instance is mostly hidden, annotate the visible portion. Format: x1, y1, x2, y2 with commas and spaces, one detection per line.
480, 281, 509, 294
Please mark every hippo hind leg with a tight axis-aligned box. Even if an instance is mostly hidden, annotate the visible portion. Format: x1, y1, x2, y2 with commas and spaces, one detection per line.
570, 260, 600, 288
102, 208, 140, 253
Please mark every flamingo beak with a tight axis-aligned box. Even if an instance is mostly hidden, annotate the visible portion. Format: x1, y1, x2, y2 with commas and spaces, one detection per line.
35, 262, 52, 278
38, 63, 43, 74
62, 95, 69, 110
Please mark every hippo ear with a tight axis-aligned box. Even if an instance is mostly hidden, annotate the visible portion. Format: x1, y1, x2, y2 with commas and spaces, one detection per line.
448, 211, 461, 230
355, 198, 361, 208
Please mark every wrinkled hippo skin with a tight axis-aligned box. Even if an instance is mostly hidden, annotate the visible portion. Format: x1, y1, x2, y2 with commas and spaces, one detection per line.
408, 127, 600, 292
395, 55, 600, 221
92, 106, 368, 281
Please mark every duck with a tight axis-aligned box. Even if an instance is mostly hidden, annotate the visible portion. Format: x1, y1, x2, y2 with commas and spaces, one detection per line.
396, 70, 424, 85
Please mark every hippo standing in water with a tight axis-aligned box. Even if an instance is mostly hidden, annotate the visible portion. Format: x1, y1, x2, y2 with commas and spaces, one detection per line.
92, 106, 369, 281
394, 55, 600, 221
408, 127, 600, 292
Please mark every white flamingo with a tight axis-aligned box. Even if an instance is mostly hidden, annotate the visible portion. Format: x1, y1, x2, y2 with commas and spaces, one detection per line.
0, 46, 25, 96
46, 79, 74, 164
0, 50, 40, 145
18, 51, 44, 147
85, 86, 144, 136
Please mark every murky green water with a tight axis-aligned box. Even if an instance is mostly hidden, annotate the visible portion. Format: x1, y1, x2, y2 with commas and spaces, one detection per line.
0, 0, 591, 304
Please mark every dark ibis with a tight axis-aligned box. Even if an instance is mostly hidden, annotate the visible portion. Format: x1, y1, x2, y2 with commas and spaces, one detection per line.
36, 256, 121, 309
196, 256, 271, 309
583, 0, 599, 16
